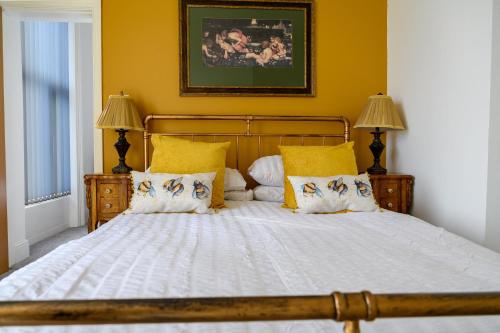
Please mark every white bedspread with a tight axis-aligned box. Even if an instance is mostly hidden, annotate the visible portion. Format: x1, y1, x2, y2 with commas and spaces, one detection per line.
1, 201, 500, 333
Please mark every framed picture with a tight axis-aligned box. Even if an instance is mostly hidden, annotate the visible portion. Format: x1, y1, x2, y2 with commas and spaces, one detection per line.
179, 0, 314, 96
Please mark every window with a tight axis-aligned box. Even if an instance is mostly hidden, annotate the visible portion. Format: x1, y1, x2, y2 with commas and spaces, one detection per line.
22, 21, 71, 205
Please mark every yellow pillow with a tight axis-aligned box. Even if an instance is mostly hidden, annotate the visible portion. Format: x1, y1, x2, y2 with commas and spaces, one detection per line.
150, 135, 230, 208
279, 142, 358, 209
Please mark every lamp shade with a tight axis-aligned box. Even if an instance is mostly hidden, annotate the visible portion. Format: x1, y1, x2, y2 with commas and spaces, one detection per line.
96, 93, 144, 131
354, 95, 405, 130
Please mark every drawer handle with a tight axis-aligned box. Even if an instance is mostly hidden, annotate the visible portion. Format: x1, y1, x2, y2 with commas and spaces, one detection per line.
105, 188, 112, 194
105, 203, 112, 209
387, 202, 394, 208
387, 188, 394, 194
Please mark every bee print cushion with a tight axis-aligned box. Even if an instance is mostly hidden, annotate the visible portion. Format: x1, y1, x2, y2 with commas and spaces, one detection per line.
129, 171, 216, 214
287, 173, 379, 214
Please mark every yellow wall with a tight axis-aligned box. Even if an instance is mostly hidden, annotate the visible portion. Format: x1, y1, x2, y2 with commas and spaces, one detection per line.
102, 0, 387, 173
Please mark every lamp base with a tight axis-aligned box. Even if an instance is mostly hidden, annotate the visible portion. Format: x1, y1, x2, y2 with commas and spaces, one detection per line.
367, 128, 387, 175
112, 163, 132, 174
367, 164, 387, 175
112, 129, 133, 174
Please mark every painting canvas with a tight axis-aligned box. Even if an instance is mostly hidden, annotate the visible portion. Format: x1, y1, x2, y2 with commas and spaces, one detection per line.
202, 18, 293, 68
180, 0, 314, 96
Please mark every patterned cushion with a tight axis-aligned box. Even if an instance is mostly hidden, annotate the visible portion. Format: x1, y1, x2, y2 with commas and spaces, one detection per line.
279, 142, 358, 209
129, 171, 216, 214
149, 136, 230, 208
287, 173, 378, 214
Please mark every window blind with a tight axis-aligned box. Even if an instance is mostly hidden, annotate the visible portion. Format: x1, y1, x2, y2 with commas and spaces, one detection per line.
22, 21, 71, 205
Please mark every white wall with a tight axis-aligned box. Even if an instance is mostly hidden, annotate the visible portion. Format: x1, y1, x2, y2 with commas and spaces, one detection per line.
25, 197, 70, 244
387, 0, 498, 246
485, 1, 500, 251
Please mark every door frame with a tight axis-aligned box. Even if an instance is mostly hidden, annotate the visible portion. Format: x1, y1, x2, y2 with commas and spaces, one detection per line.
0, 0, 102, 266
0, 10, 8, 274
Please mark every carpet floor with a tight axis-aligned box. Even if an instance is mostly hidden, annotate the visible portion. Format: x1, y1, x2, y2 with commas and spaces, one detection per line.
0, 226, 87, 280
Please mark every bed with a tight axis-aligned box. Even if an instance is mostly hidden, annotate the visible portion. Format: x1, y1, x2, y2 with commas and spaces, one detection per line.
0, 115, 499, 333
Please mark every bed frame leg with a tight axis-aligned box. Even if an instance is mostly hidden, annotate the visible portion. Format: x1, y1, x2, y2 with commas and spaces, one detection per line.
344, 320, 360, 333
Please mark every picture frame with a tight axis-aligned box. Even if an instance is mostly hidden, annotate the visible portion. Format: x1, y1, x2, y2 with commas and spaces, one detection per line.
179, 0, 314, 96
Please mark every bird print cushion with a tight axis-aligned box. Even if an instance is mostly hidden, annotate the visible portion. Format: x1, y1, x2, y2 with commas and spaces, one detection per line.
129, 171, 216, 214
287, 173, 379, 214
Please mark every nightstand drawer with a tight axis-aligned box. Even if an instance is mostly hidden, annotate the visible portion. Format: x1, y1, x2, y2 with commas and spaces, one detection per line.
379, 197, 400, 212
380, 181, 399, 198
99, 197, 122, 214
85, 174, 132, 233
98, 183, 121, 197
369, 174, 413, 214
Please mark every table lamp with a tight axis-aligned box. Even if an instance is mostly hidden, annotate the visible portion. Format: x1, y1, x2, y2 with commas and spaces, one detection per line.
354, 94, 405, 175
96, 91, 144, 174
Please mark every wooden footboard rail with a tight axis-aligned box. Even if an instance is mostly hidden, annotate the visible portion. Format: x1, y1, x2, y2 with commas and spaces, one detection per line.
1, 292, 500, 333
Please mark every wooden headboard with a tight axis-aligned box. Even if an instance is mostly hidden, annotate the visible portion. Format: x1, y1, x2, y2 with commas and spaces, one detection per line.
143, 114, 350, 175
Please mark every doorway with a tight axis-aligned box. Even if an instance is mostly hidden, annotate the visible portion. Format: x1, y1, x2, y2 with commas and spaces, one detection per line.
1, 1, 102, 269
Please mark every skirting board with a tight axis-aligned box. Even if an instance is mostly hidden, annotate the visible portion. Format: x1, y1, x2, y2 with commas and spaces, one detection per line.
10, 239, 29, 267
27, 223, 69, 246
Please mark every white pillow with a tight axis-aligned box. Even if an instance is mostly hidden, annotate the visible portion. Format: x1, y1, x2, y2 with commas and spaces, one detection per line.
287, 173, 379, 213
253, 185, 284, 203
129, 171, 216, 214
224, 189, 254, 201
248, 155, 284, 187
224, 168, 247, 192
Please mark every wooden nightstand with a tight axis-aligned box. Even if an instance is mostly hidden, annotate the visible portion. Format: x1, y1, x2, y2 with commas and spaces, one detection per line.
84, 174, 132, 232
369, 174, 414, 214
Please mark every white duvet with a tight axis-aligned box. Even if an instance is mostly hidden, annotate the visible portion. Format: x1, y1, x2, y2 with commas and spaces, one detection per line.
1, 201, 500, 333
